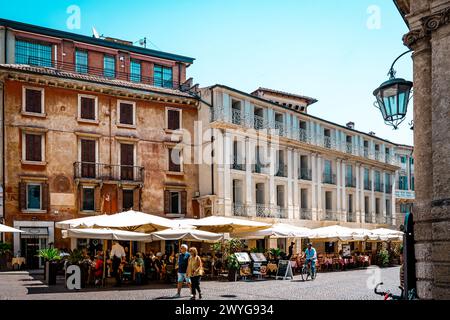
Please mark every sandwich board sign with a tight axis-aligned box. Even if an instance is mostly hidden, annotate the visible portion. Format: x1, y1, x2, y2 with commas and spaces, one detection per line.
275, 260, 293, 280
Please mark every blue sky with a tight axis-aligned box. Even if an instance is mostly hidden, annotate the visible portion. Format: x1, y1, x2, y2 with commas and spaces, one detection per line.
1, 0, 413, 145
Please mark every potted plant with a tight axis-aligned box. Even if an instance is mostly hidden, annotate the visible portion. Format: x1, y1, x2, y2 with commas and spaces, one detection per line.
66, 249, 90, 288
226, 254, 240, 282
38, 248, 61, 285
213, 238, 244, 282
0, 242, 13, 271
377, 248, 390, 268
269, 248, 282, 263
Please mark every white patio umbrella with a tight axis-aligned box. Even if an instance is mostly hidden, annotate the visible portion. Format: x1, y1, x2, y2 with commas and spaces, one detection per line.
370, 228, 404, 242
61, 228, 152, 241
55, 214, 109, 229
0, 223, 24, 233
234, 223, 312, 239
308, 225, 356, 241
351, 228, 378, 241
150, 227, 223, 242
175, 216, 271, 233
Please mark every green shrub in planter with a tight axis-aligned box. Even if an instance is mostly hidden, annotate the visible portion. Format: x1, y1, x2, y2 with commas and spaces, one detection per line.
377, 248, 390, 268
38, 248, 61, 285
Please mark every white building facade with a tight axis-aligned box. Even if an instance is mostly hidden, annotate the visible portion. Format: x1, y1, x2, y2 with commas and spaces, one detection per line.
196, 85, 402, 229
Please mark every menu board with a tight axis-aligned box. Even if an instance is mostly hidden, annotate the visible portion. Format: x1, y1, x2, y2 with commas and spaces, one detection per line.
235, 252, 251, 263
252, 263, 267, 276
342, 244, 351, 258
275, 260, 293, 280
250, 253, 267, 262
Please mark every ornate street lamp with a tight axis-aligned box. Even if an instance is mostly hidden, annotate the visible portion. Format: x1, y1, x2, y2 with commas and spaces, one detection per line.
373, 50, 413, 129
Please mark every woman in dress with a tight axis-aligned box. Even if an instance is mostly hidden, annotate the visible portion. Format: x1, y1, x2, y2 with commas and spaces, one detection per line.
186, 247, 204, 300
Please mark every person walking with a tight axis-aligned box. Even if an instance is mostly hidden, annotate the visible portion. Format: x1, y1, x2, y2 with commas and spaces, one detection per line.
174, 244, 190, 298
287, 241, 295, 260
110, 241, 126, 287
186, 247, 204, 300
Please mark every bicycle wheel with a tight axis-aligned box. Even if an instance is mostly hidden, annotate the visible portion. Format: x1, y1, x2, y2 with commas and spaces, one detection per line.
300, 266, 308, 281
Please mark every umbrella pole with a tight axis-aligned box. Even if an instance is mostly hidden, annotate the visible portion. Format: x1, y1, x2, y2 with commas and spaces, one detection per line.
103, 239, 107, 287
129, 240, 132, 260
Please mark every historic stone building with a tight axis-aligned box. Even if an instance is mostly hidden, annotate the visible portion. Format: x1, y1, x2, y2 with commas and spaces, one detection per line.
0, 19, 199, 267
196, 85, 406, 241
395, 0, 450, 299
394, 144, 415, 227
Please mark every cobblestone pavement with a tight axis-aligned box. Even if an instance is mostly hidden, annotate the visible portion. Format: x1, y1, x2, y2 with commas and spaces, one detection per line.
0, 266, 401, 300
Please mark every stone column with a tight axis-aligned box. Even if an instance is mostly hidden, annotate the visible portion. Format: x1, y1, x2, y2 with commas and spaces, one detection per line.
355, 163, 361, 223
360, 166, 366, 223
293, 150, 300, 219
245, 137, 254, 216
223, 132, 232, 216
371, 168, 375, 223
269, 143, 276, 207
316, 155, 323, 220
287, 148, 294, 219
341, 161, 346, 222
311, 153, 317, 220
336, 159, 341, 218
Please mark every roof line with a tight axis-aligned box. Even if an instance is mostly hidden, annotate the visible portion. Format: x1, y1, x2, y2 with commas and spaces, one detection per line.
208, 84, 408, 147
0, 18, 195, 64
252, 87, 318, 106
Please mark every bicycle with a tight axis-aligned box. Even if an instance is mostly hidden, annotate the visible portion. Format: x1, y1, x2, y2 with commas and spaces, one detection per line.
374, 282, 404, 300
300, 259, 317, 281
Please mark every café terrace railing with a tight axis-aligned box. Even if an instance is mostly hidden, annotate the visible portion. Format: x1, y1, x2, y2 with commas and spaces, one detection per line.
74, 162, 144, 182
210, 105, 399, 166
14, 54, 187, 91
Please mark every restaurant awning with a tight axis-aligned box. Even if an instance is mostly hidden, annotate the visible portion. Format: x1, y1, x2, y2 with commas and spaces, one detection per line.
308, 225, 356, 241
370, 228, 404, 242
55, 214, 109, 229
150, 228, 223, 242
61, 228, 152, 241
234, 223, 312, 239
175, 216, 271, 233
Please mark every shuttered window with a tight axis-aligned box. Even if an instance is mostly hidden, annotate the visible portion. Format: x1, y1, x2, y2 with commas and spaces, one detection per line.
25, 133, 42, 162
80, 96, 96, 120
164, 190, 187, 215
80, 139, 96, 178
120, 143, 135, 180
168, 148, 181, 172
25, 88, 42, 113
167, 109, 180, 130
119, 102, 134, 125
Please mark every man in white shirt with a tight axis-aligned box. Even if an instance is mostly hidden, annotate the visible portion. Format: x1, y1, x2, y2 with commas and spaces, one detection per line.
110, 241, 126, 286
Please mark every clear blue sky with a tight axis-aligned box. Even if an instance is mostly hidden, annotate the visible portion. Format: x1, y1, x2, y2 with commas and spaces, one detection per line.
1, 0, 413, 145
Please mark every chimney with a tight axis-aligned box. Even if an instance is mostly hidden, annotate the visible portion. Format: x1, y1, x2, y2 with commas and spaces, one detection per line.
346, 122, 355, 129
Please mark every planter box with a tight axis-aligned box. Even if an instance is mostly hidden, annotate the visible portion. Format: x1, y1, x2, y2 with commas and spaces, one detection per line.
44, 261, 58, 285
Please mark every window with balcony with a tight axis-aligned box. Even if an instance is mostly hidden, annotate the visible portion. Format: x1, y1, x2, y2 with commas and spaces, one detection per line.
375, 198, 380, 214
276, 150, 286, 177
363, 140, 369, 158
346, 135, 353, 154
325, 191, 335, 220
275, 113, 285, 136
323, 160, 334, 184
130, 60, 141, 82
118, 101, 135, 126
254, 107, 264, 129
78, 94, 97, 121
411, 176, 415, 191
168, 148, 181, 172
232, 179, 245, 216
82, 187, 95, 212
375, 171, 381, 191
232, 140, 245, 171
399, 176, 408, 190
231, 100, 242, 125
385, 173, 392, 193
364, 196, 371, 223
154, 65, 173, 88
299, 155, 311, 180
15, 39, 52, 67
23, 87, 44, 115
103, 55, 115, 78
385, 147, 390, 163
79, 139, 97, 178
255, 183, 266, 217
75, 50, 88, 74
364, 168, 371, 190
323, 128, 332, 148
374, 144, 380, 160
120, 143, 135, 180
345, 165, 355, 187
348, 194, 354, 222
299, 120, 308, 142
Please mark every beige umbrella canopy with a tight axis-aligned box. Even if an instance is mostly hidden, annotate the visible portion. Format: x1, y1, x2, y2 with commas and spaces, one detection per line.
308, 225, 356, 241
150, 227, 223, 242
176, 216, 271, 234
61, 228, 152, 241
0, 223, 24, 233
234, 223, 312, 239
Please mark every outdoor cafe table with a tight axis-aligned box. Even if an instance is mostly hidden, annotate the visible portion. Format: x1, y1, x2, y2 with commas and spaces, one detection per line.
11, 257, 25, 269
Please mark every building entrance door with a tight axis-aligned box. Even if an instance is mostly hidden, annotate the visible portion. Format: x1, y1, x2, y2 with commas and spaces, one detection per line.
21, 238, 40, 269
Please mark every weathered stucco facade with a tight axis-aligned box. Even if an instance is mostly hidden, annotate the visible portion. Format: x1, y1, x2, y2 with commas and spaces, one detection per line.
395, 0, 450, 299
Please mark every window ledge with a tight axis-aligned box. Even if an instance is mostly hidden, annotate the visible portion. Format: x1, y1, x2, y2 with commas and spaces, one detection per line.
21, 111, 47, 118
79, 210, 97, 215
165, 128, 183, 135
22, 209, 47, 214
21, 160, 47, 166
117, 123, 137, 129
166, 171, 184, 176
77, 118, 100, 125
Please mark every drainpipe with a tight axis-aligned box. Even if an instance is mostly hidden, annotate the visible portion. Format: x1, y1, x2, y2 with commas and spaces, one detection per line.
210, 87, 215, 196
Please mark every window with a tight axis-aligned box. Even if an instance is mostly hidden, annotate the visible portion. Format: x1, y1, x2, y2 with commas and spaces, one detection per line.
82, 187, 95, 211
118, 101, 135, 126
168, 148, 181, 172
154, 65, 173, 88
166, 108, 181, 130
15, 40, 52, 67
399, 176, 408, 190
23, 87, 44, 114
325, 242, 335, 254
27, 183, 41, 210
78, 95, 97, 121
23, 133, 43, 162
75, 50, 88, 74
375, 198, 380, 214
301, 189, 308, 209
122, 189, 134, 211
170, 191, 180, 214
120, 143, 135, 180
103, 55, 115, 78
79, 139, 97, 178
348, 194, 353, 213
130, 60, 141, 82
325, 191, 332, 210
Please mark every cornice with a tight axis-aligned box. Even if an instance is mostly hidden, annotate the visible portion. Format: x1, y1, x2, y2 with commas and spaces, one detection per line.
403, 7, 450, 48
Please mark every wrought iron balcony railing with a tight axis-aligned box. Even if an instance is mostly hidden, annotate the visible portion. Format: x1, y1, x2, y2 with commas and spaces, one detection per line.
364, 180, 372, 191
232, 203, 248, 217
322, 210, 338, 221
231, 160, 245, 171
274, 206, 288, 219
345, 177, 356, 188
74, 162, 144, 182
15, 54, 186, 91
253, 114, 266, 130
231, 108, 242, 125
365, 213, 373, 223
374, 182, 384, 192
275, 164, 288, 177
275, 121, 286, 137
300, 208, 312, 220
252, 163, 268, 174
375, 214, 385, 224
299, 168, 312, 180
347, 212, 356, 222
323, 173, 336, 185
385, 184, 393, 193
